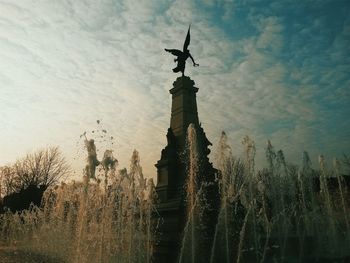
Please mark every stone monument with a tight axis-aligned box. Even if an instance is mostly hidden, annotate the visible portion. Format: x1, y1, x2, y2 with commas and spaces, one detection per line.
154, 26, 219, 262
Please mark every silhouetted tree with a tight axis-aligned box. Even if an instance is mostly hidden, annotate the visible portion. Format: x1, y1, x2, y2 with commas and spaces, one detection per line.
2, 184, 47, 213
0, 146, 70, 197
0, 165, 18, 197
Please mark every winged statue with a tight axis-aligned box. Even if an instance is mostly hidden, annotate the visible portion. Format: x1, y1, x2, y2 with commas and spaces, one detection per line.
165, 25, 199, 76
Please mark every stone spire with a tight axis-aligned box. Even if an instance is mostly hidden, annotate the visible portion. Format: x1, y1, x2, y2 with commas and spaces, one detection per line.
154, 76, 218, 262
169, 76, 199, 138
155, 76, 213, 201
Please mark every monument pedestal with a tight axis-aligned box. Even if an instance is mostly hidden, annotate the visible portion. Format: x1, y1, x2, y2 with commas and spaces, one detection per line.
154, 76, 219, 262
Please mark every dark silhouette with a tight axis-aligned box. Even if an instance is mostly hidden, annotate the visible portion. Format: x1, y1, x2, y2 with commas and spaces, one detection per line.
165, 25, 199, 76
154, 76, 219, 262
1, 184, 47, 213
0, 146, 69, 198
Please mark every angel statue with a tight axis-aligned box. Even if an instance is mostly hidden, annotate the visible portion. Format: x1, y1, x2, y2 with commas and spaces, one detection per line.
165, 25, 199, 76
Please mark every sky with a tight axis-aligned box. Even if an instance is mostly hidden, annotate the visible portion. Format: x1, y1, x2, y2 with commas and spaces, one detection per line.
0, 0, 349, 179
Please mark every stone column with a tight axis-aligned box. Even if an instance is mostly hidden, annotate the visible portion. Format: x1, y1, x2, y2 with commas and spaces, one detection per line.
154, 76, 219, 262
156, 76, 200, 202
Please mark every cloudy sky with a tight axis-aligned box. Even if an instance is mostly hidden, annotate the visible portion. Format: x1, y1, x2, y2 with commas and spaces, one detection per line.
0, 0, 349, 179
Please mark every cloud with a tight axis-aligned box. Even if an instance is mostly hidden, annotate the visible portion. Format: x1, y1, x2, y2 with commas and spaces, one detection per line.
0, 0, 349, 180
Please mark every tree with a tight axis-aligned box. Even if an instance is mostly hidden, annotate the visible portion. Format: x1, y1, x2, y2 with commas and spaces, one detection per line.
0, 165, 17, 196
0, 146, 70, 197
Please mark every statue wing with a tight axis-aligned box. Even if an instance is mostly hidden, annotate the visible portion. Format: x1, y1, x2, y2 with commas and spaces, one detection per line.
165, 48, 183, 56
183, 25, 191, 52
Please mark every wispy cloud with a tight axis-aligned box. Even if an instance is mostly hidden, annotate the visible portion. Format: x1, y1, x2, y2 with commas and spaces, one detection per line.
0, 0, 349, 178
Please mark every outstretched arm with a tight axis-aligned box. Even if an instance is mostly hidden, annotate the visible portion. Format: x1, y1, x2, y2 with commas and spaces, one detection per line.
189, 54, 199, 67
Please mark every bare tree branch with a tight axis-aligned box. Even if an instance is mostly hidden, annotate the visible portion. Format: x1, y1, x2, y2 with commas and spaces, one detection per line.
0, 146, 70, 196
